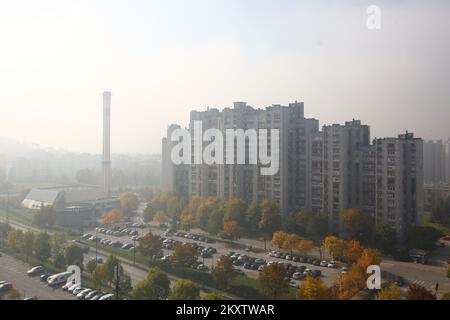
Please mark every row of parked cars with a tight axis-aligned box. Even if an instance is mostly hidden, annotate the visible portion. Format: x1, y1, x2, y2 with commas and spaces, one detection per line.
268, 251, 337, 268
82, 233, 140, 252
173, 231, 216, 244
26, 266, 114, 300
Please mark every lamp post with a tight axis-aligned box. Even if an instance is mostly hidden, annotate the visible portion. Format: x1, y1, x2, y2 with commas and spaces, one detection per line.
95, 228, 98, 264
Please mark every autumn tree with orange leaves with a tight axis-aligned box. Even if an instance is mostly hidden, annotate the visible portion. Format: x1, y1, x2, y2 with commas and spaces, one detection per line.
101, 208, 124, 227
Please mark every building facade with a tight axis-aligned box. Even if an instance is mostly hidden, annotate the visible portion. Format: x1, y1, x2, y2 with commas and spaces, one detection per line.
162, 102, 425, 238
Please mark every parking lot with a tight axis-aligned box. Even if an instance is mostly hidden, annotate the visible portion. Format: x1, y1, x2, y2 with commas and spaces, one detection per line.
0, 253, 75, 300
83, 224, 341, 288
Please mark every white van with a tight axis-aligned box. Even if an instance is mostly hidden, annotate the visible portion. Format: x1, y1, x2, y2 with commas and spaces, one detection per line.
47, 272, 72, 287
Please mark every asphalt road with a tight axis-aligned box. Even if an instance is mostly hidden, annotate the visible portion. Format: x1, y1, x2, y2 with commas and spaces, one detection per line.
0, 253, 75, 300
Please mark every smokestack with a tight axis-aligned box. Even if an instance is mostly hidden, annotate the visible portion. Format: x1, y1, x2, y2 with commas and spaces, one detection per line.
102, 91, 112, 197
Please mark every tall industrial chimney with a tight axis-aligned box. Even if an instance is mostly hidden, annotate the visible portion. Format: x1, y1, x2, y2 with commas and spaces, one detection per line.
102, 91, 112, 197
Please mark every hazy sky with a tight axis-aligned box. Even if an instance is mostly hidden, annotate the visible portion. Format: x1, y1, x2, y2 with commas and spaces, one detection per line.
0, 0, 449, 154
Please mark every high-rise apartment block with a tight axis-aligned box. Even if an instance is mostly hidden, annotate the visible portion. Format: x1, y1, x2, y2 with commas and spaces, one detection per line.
423, 139, 450, 184
162, 102, 424, 237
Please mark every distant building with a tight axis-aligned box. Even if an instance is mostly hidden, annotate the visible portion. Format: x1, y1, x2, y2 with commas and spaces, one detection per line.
424, 183, 450, 211
22, 185, 120, 227
423, 139, 450, 184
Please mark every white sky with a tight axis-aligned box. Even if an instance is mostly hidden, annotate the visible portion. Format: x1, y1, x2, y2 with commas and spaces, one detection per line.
0, 0, 449, 153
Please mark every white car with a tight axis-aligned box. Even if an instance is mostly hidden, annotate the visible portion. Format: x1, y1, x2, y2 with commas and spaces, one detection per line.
99, 293, 114, 300
320, 260, 328, 267
327, 261, 336, 268
68, 283, 81, 293
77, 288, 93, 300
341, 267, 349, 275
73, 286, 86, 295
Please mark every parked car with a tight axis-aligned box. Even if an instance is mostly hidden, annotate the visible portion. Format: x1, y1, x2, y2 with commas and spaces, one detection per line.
312, 270, 322, 278
0, 282, 13, 293
73, 286, 87, 295
197, 264, 209, 272
320, 261, 328, 267
293, 272, 305, 280
27, 266, 45, 277
395, 276, 405, 287
40, 274, 51, 282
327, 261, 336, 268
77, 288, 93, 299
341, 267, 349, 275
289, 281, 298, 288
68, 283, 82, 293
47, 272, 72, 287
89, 292, 105, 300
99, 293, 114, 300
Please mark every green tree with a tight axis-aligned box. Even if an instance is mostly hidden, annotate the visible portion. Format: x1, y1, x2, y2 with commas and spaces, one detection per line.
373, 224, 397, 255
34, 232, 51, 261
53, 252, 66, 269
65, 244, 84, 267
259, 198, 281, 250
133, 268, 171, 300
86, 259, 98, 274
244, 202, 261, 236
212, 255, 236, 289
258, 263, 289, 299
341, 208, 374, 244
169, 280, 200, 300
21, 231, 34, 262
405, 226, 443, 251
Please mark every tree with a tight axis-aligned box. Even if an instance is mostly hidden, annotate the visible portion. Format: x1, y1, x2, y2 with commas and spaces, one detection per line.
8, 229, 17, 250
138, 232, 162, 265
34, 232, 51, 261
154, 211, 169, 224
376, 283, 402, 300
21, 231, 34, 262
244, 202, 261, 236
271, 230, 288, 251
259, 198, 281, 249
336, 265, 367, 300
202, 293, 226, 300
344, 240, 364, 264
356, 248, 382, 271
373, 224, 397, 255
298, 240, 314, 257
405, 226, 443, 251
212, 255, 236, 289
65, 244, 84, 267
283, 234, 300, 255
93, 265, 109, 287
86, 259, 98, 274
171, 243, 198, 269
322, 236, 345, 260
120, 192, 139, 215
298, 277, 331, 300
101, 208, 124, 227
133, 268, 171, 300
169, 280, 200, 300
53, 252, 66, 269
406, 284, 436, 300
431, 197, 450, 227
223, 198, 247, 225
258, 263, 289, 299
341, 208, 374, 244
223, 221, 243, 240
32, 206, 58, 228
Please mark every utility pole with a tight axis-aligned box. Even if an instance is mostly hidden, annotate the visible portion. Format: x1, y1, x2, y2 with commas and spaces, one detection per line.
114, 261, 120, 300
95, 228, 98, 263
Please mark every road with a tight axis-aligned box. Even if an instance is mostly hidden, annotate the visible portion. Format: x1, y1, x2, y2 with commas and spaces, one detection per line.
0, 253, 75, 300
